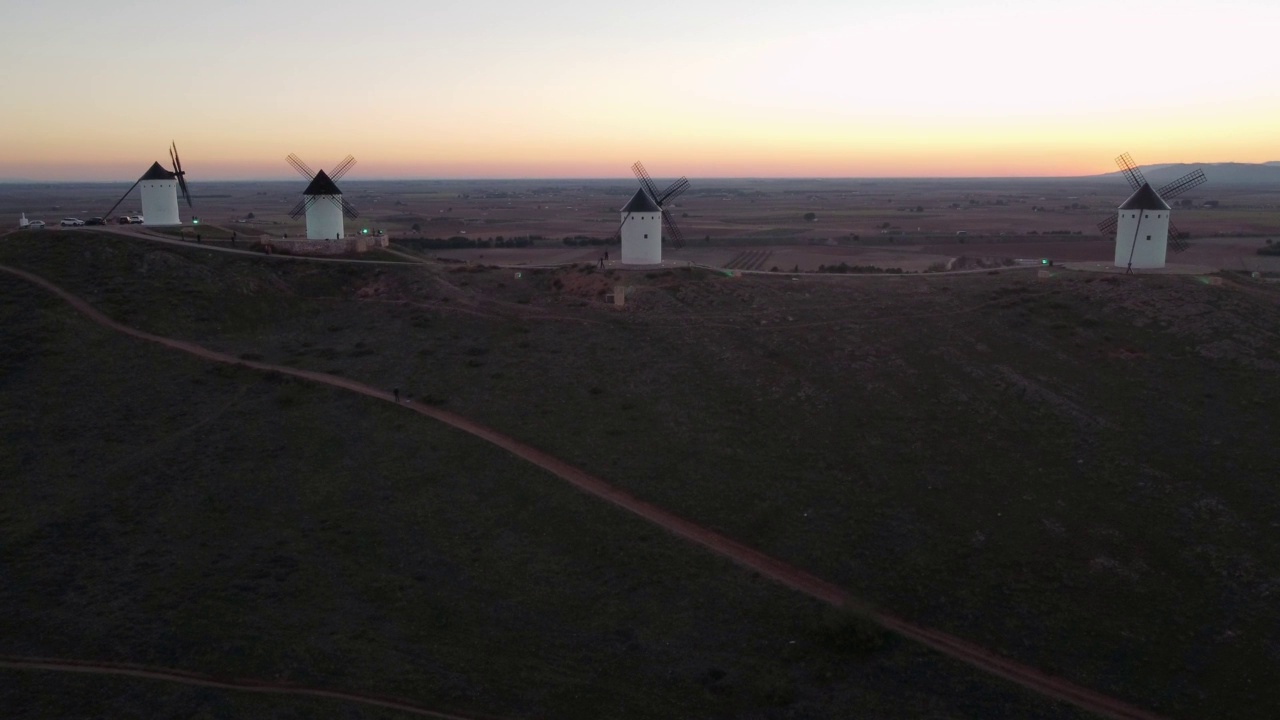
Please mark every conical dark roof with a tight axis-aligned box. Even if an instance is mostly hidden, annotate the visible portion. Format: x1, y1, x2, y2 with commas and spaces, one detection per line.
303, 169, 343, 196
140, 161, 176, 180
1118, 182, 1170, 211
621, 188, 660, 213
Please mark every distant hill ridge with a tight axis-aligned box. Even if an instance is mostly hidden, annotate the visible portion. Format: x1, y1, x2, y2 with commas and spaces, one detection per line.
1103, 161, 1280, 186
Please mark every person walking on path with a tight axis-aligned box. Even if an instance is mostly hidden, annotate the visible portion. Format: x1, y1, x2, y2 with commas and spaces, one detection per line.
394, 387, 400, 402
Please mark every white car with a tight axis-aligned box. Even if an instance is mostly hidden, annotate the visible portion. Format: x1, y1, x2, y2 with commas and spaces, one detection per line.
128, 215, 145, 224
60, 218, 85, 226
28, 220, 46, 229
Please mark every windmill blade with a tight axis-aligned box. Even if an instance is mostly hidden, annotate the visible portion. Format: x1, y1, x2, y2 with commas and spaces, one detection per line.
661, 208, 686, 249
176, 173, 194, 207
286, 154, 315, 179
1097, 215, 1118, 236
287, 197, 316, 219
338, 197, 360, 219
1115, 152, 1147, 191
607, 211, 633, 241
170, 141, 185, 176
102, 176, 144, 220
331, 155, 357, 181
631, 161, 661, 203
1167, 222, 1189, 252
167, 143, 192, 207
657, 176, 690, 206
1158, 169, 1207, 199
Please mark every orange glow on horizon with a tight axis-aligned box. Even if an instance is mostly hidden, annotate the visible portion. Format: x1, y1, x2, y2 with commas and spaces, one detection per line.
2, 0, 1277, 181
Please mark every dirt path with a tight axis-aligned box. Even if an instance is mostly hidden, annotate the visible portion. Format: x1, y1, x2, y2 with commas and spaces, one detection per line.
0, 656, 504, 720
382, 246, 432, 263
0, 263, 1171, 720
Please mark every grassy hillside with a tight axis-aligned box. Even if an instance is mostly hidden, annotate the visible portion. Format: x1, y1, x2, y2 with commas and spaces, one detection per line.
0, 237, 1085, 718
4, 231, 1280, 718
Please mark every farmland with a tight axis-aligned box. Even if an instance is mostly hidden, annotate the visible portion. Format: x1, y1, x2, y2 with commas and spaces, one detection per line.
5, 177, 1278, 274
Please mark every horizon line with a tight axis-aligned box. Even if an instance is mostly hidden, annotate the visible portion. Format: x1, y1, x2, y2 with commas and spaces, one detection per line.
0, 172, 1149, 184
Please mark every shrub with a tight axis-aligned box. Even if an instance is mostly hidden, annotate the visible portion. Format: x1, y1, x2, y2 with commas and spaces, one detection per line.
759, 672, 797, 706
819, 606, 885, 654
816, 262, 904, 275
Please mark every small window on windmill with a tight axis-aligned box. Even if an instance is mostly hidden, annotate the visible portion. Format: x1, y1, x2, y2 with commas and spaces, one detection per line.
1146, 235, 1152, 241
644, 234, 648, 239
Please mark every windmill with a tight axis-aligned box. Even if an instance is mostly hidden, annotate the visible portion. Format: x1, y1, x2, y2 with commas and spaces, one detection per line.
103, 142, 193, 225
286, 154, 359, 240
1098, 153, 1206, 272
614, 161, 690, 265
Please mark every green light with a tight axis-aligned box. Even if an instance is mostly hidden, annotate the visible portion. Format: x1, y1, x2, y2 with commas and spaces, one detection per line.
361, 228, 369, 235
1040, 258, 1048, 265
191, 217, 200, 225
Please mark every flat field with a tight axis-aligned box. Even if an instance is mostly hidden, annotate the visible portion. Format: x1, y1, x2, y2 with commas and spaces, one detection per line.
5, 178, 1279, 273
2, 231, 1279, 719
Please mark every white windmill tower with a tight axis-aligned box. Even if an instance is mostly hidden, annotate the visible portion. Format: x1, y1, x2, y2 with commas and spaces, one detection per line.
286, 154, 359, 240
613, 161, 691, 265
103, 142, 193, 225
1098, 153, 1207, 272
620, 188, 662, 264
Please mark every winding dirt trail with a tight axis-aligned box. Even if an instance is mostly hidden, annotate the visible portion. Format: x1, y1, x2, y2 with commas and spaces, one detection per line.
0, 656, 504, 720
0, 262, 1171, 720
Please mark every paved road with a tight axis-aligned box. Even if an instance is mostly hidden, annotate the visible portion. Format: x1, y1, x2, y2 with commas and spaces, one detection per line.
60, 225, 424, 265
32, 226, 1062, 277
0, 262, 1171, 720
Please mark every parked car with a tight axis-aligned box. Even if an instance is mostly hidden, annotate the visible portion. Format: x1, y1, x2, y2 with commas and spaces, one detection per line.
127, 215, 145, 224
85, 217, 105, 226
60, 218, 85, 226
116, 216, 132, 225
28, 220, 46, 229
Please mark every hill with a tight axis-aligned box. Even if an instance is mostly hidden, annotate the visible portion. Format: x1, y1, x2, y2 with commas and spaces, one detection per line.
4, 231, 1280, 719
1110, 162, 1280, 186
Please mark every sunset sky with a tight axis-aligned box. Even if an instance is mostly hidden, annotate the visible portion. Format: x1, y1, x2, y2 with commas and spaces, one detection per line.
3, 0, 1277, 180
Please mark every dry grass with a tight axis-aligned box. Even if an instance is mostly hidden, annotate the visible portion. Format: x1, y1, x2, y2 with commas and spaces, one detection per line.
5, 231, 1280, 719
